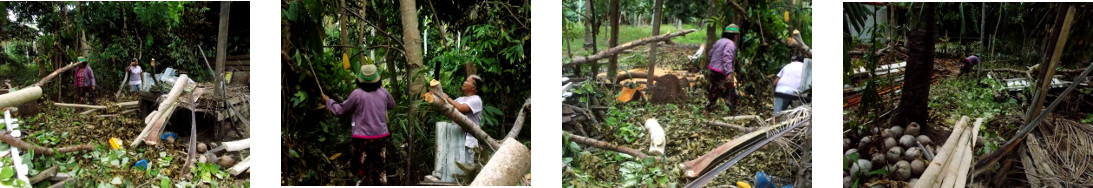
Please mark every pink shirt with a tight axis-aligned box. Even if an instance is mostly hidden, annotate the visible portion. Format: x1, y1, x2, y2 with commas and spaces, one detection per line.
326, 88, 396, 139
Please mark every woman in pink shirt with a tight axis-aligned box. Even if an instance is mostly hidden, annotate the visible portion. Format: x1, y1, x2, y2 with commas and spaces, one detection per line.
73, 57, 96, 103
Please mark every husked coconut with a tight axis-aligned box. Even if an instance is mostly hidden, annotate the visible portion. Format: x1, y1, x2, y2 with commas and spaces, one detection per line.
904, 147, 922, 161
844, 138, 851, 150
197, 143, 208, 153
219, 155, 236, 167
976, 136, 985, 148
893, 160, 911, 180
882, 128, 893, 138
884, 137, 898, 149
871, 153, 887, 167
906, 122, 921, 136
845, 149, 859, 157
917, 135, 932, 145
859, 136, 872, 149
900, 135, 916, 148
850, 159, 872, 176
890, 126, 904, 137
911, 159, 926, 176
886, 146, 903, 163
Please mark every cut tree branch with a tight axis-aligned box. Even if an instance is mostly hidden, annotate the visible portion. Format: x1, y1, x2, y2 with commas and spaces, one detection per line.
565, 29, 696, 66
0, 131, 93, 155
504, 99, 531, 140
564, 131, 648, 158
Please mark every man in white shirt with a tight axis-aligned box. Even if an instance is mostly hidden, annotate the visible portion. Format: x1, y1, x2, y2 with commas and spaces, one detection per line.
773, 56, 805, 115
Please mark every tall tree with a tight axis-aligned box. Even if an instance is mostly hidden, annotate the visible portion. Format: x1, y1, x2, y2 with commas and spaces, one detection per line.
583, 0, 594, 49
215, 2, 230, 95
701, 0, 717, 68
897, 2, 936, 127
607, 0, 620, 86
647, 0, 663, 85
397, 1, 424, 184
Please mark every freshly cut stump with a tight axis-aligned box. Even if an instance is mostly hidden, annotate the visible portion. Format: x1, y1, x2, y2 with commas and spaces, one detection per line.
470, 138, 530, 186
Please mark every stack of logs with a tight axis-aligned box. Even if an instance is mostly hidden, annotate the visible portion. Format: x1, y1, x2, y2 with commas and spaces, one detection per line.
912, 116, 981, 188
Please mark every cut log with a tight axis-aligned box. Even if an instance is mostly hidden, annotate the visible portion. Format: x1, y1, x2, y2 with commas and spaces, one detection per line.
564, 131, 647, 158
0, 86, 42, 108
229, 157, 250, 176
644, 118, 666, 155
221, 138, 251, 152
0, 131, 93, 155
913, 116, 969, 188
54, 103, 107, 109
565, 29, 696, 66
140, 101, 179, 145
115, 101, 139, 108
470, 138, 531, 186
132, 75, 190, 147
789, 30, 811, 57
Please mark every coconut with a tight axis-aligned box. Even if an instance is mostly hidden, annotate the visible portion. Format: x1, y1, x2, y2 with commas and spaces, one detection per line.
890, 126, 904, 137
900, 135, 916, 148
166, 137, 176, 144
904, 147, 922, 161
882, 128, 893, 138
893, 160, 911, 180
886, 146, 903, 163
859, 136, 873, 149
845, 149, 859, 157
976, 136, 985, 148
911, 159, 926, 176
210, 142, 219, 149
917, 135, 932, 145
884, 137, 898, 149
197, 143, 208, 153
844, 138, 851, 150
198, 155, 208, 163
906, 122, 921, 136
871, 153, 887, 167
219, 155, 236, 167
850, 159, 872, 176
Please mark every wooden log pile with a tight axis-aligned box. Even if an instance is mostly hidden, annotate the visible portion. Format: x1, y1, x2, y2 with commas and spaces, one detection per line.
912, 116, 981, 188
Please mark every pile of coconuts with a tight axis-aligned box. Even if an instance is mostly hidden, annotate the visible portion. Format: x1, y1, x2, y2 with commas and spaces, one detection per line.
844, 122, 934, 187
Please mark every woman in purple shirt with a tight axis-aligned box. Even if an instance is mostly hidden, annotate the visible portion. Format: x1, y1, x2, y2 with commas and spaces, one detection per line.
705, 24, 740, 118
321, 64, 395, 185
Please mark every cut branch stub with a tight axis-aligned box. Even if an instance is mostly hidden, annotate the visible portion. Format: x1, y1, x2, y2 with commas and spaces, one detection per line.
564, 131, 648, 158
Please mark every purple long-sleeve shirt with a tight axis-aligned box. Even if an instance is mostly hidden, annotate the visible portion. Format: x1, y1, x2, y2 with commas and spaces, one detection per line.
708, 38, 737, 76
74, 66, 96, 87
964, 56, 980, 66
326, 88, 396, 139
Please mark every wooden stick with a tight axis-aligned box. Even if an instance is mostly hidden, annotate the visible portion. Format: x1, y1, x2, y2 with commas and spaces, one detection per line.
29, 165, 58, 184
115, 101, 139, 108
79, 109, 98, 115
53, 103, 107, 109
564, 131, 648, 158
229, 157, 250, 176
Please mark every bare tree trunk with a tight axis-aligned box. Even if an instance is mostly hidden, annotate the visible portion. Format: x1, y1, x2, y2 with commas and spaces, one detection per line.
607, 0, 621, 88
583, 0, 594, 49
702, 0, 718, 68
896, 2, 936, 127
648, 0, 664, 85
215, 2, 230, 95
398, 0, 425, 184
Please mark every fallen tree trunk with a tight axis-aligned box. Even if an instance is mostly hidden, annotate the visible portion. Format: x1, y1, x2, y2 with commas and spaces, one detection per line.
564, 131, 648, 158
0, 131, 93, 155
504, 99, 531, 140
0, 86, 42, 108
53, 103, 107, 109
565, 29, 696, 66
221, 138, 251, 152
33, 62, 81, 87
789, 30, 812, 57
470, 138, 531, 186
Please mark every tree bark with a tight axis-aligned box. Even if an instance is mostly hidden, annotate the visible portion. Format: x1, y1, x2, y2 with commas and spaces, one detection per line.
0, 86, 42, 108
0, 131, 93, 155
896, 2, 935, 127
215, 2, 230, 94
648, 0, 664, 86
583, 0, 594, 49
470, 138, 531, 186
564, 131, 648, 158
701, 0, 718, 68
565, 29, 695, 66
427, 91, 501, 149
397, 0, 425, 184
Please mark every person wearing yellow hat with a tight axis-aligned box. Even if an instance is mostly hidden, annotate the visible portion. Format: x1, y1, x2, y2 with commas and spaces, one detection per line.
73, 56, 96, 103
705, 24, 740, 118
321, 64, 396, 185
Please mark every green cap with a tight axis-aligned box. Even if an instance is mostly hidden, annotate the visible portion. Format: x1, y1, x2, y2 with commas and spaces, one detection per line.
78, 56, 86, 63
724, 24, 740, 34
